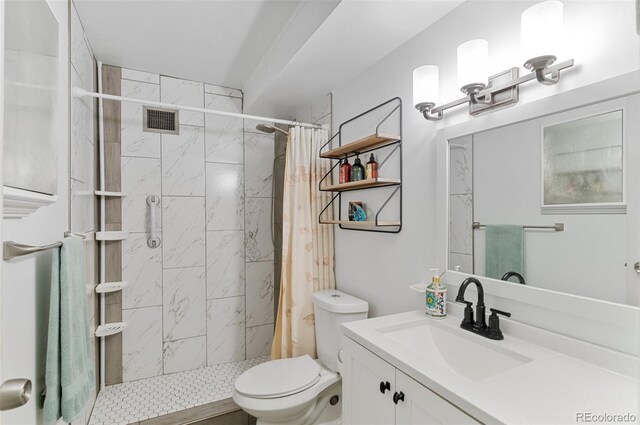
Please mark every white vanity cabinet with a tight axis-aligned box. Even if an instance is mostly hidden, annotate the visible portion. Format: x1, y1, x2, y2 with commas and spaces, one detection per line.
342, 337, 479, 425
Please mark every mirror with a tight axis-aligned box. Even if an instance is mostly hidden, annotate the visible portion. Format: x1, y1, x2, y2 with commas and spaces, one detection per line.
448, 97, 637, 306
3, 0, 59, 196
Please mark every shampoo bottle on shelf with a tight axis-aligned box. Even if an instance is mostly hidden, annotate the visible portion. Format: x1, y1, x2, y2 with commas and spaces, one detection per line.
425, 268, 447, 319
366, 153, 378, 179
351, 155, 365, 181
339, 155, 351, 184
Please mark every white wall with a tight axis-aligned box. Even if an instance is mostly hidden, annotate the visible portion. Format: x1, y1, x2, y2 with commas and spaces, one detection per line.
330, 0, 640, 317
1, 1, 69, 424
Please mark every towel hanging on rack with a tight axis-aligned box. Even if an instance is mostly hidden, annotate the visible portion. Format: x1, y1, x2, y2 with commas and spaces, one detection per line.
43, 236, 94, 424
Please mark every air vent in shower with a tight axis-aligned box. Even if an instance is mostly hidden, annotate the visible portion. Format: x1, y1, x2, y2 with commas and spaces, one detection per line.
143, 106, 179, 135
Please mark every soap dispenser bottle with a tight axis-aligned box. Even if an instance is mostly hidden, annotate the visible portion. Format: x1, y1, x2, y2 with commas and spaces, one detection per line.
425, 268, 447, 319
339, 155, 351, 184
366, 153, 378, 179
351, 155, 365, 181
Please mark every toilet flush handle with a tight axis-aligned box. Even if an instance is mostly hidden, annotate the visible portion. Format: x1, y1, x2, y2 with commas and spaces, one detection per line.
337, 345, 344, 365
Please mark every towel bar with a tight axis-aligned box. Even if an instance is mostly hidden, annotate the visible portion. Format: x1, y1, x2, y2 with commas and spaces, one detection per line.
472, 222, 564, 232
3, 232, 87, 260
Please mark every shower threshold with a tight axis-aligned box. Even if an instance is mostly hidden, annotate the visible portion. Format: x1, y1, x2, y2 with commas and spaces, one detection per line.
89, 356, 269, 425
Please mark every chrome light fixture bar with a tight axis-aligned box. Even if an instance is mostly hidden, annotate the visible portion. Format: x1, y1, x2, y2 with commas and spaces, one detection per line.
415, 0, 571, 121
417, 59, 574, 121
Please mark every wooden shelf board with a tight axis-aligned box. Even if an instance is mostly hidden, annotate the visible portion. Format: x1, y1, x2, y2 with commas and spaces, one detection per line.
321, 133, 400, 159
320, 178, 401, 192
321, 220, 401, 227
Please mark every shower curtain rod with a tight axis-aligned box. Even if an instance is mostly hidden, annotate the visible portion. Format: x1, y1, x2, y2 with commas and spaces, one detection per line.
74, 88, 323, 129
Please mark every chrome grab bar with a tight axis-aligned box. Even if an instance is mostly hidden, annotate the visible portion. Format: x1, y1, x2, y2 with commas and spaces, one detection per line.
3, 232, 86, 261
147, 195, 161, 248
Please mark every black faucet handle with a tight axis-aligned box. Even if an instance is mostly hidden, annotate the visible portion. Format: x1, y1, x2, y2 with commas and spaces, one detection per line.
487, 308, 510, 340
490, 308, 511, 318
461, 301, 474, 326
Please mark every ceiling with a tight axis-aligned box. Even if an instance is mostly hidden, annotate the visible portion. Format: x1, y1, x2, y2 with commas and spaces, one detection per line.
74, 0, 308, 87
75, 0, 464, 117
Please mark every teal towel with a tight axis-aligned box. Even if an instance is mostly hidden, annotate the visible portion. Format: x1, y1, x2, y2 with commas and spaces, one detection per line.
44, 237, 94, 425
485, 225, 524, 280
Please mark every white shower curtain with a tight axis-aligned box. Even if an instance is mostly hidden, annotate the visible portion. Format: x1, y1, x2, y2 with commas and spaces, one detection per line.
271, 126, 336, 359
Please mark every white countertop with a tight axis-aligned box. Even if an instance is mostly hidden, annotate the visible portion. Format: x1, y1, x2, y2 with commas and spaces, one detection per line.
342, 309, 639, 425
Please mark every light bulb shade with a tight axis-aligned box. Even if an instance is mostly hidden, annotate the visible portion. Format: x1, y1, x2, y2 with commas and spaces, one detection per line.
413, 65, 439, 107
457, 39, 488, 88
521, 0, 563, 62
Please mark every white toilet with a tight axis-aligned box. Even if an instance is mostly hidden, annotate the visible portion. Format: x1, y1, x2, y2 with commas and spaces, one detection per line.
233, 289, 369, 425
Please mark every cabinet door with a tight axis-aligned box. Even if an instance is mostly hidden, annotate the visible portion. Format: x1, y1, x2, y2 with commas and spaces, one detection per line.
342, 337, 396, 425
395, 370, 480, 425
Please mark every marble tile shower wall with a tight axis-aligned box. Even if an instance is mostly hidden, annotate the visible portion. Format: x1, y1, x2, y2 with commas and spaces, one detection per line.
119, 68, 275, 382
70, 1, 99, 424
448, 136, 473, 274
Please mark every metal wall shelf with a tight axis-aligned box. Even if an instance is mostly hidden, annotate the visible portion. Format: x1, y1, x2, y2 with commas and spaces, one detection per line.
318, 97, 403, 233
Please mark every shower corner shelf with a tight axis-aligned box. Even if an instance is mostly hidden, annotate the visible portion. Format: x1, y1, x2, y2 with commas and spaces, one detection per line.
95, 322, 128, 337
318, 97, 403, 234
94, 190, 126, 197
96, 231, 129, 241
95, 281, 127, 293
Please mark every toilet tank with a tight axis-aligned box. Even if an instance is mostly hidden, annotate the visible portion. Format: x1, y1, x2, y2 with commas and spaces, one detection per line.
311, 289, 368, 372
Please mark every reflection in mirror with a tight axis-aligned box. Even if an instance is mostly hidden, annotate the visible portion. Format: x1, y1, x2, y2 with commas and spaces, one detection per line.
543, 111, 623, 207
448, 99, 636, 306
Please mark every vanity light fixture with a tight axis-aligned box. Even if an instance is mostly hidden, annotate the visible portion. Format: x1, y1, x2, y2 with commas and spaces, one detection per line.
457, 39, 490, 104
413, 0, 573, 121
521, 0, 564, 85
413, 65, 442, 120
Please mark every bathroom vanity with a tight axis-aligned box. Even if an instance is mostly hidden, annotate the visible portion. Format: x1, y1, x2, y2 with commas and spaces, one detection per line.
340, 308, 639, 424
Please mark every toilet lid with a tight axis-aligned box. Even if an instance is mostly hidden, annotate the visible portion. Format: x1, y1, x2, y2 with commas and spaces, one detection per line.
235, 355, 321, 399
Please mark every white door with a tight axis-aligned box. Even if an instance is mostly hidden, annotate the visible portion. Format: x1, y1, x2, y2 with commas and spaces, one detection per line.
0, 0, 69, 423
626, 93, 640, 306
395, 370, 479, 425
341, 337, 396, 425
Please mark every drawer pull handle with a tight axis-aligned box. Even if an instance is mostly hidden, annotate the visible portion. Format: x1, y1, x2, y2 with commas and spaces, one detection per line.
393, 391, 405, 404
379, 381, 390, 394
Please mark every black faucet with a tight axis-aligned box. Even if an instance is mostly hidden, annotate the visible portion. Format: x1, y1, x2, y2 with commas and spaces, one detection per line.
455, 277, 511, 340
501, 271, 526, 284
455, 277, 487, 329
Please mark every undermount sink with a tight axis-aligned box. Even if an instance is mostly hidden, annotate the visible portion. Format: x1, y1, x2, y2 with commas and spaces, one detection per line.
375, 319, 532, 381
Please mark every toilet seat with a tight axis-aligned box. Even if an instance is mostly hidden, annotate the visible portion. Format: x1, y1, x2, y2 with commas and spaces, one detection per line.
235, 355, 321, 399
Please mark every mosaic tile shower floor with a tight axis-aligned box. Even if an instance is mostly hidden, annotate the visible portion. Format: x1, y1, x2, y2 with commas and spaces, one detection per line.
89, 356, 269, 425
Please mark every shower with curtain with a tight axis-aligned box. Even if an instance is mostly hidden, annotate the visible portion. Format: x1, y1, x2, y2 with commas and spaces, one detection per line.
88, 62, 328, 389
